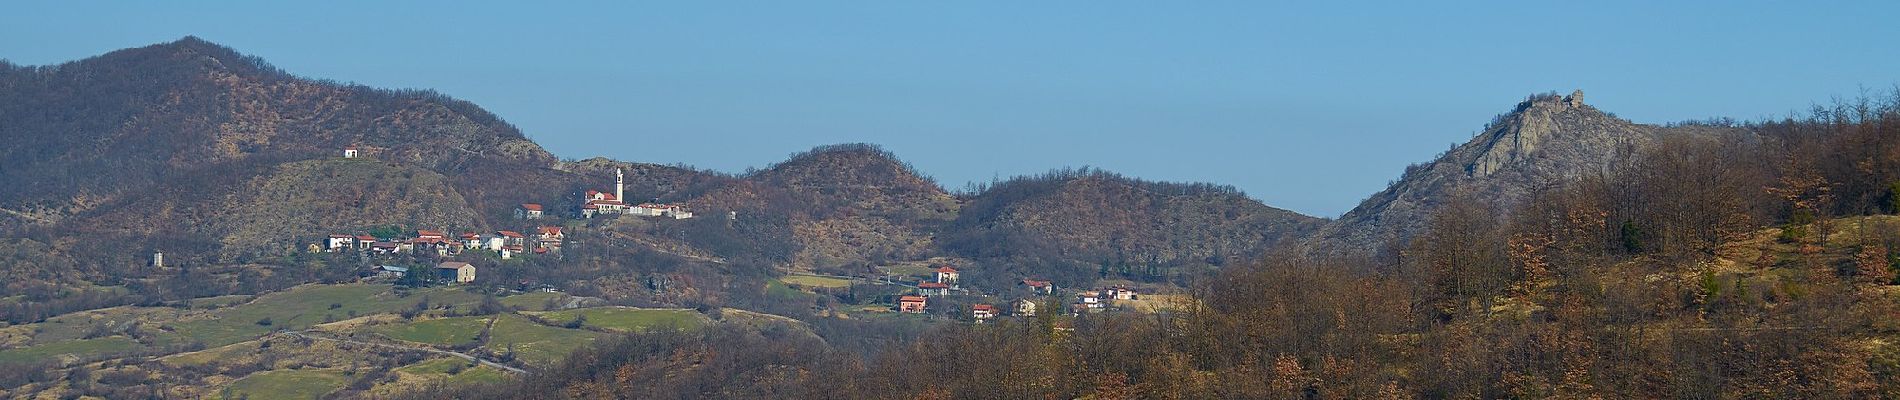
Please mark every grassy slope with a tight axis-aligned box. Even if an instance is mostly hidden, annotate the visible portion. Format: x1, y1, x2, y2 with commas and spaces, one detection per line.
372, 316, 491, 346
220, 369, 350, 400
169, 284, 484, 348
530, 307, 705, 332
483, 314, 600, 366
780, 274, 853, 288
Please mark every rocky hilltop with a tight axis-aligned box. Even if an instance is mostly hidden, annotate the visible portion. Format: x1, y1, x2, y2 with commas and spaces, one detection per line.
1306, 90, 1742, 260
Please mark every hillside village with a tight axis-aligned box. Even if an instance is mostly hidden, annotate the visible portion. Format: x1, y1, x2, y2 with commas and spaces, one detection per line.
319, 146, 1154, 322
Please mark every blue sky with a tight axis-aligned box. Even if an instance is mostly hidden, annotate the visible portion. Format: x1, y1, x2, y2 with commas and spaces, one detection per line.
5, 1, 1897, 217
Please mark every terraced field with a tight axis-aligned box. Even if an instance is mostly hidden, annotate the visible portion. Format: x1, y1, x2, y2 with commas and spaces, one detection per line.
531, 307, 705, 332
220, 369, 350, 400
780, 274, 853, 288
483, 314, 601, 365
372, 316, 491, 346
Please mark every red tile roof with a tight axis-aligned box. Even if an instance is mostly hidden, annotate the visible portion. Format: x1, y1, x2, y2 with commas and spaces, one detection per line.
918, 282, 949, 289
899, 296, 927, 303
520, 203, 543, 211
537, 226, 563, 236
972, 304, 996, 311
356, 235, 377, 241
329, 234, 353, 238
417, 230, 445, 237
935, 265, 959, 273
1023, 279, 1052, 287
498, 231, 525, 238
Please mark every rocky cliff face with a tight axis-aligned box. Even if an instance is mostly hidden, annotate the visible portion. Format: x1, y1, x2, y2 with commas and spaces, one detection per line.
1306, 91, 1731, 260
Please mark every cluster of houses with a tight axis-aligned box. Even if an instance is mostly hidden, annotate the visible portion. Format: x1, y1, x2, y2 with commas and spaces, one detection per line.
552, 168, 695, 220
890, 265, 1142, 322
1070, 285, 1139, 313
892, 265, 1145, 322
323, 227, 565, 260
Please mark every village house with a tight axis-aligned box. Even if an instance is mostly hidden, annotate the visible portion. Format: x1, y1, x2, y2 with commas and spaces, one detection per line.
491, 231, 526, 250
1075, 291, 1104, 312
413, 237, 454, 257
460, 233, 484, 250
355, 235, 377, 250
933, 265, 959, 287
370, 241, 401, 255
897, 295, 928, 314
516, 203, 544, 219
918, 282, 950, 296
435, 261, 476, 284
971, 304, 997, 321
1014, 299, 1038, 317
536, 226, 564, 251
416, 230, 446, 241
1022, 279, 1055, 295
632, 203, 696, 219
1104, 286, 1138, 301
342, 145, 359, 159
325, 234, 355, 252
372, 265, 408, 279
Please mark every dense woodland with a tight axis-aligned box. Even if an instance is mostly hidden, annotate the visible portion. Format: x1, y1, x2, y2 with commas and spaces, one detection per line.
404, 93, 1900, 399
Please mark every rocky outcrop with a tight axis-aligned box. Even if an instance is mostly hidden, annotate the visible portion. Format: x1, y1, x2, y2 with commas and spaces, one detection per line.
1305, 90, 1734, 261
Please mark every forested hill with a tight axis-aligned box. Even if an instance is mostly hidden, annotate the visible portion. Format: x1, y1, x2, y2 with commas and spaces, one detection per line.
1304, 90, 1746, 262
0, 38, 1320, 289
942, 168, 1321, 285
0, 37, 565, 259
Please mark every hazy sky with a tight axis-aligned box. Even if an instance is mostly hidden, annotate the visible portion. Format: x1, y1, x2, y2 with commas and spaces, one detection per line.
5, 2, 1898, 217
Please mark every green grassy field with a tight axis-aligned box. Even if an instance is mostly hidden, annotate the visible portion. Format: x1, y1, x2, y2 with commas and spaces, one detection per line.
0, 336, 138, 363
780, 274, 853, 288
396, 357, 510, 385
532, 307, 704, 332
189, 294, 253, 309
499, 291, 565, 311
373, 316, 491, 346
220, 369, 349, 400
169, 284, 485, 348
484, 314, 601, 366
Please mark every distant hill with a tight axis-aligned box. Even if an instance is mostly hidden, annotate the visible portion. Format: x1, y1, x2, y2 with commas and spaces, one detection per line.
1305, 91, 1744, 261
0, 37, 565, 261
943, 168, 1321, 285
0, 38, 1318, 289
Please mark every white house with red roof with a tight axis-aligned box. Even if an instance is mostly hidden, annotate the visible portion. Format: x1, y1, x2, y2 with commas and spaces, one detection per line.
918, 282, 950, 296
536, 226, 564, 251
1022, 279, 1055, 295
325, 234, 355, 252
459, 233, 483, 250
516, 203, 544, 219
971, 304, 997, 321
933, 265, 959, 286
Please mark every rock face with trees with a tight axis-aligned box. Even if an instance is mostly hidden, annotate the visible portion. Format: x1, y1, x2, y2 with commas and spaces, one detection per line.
1305, 91, 1746, 263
